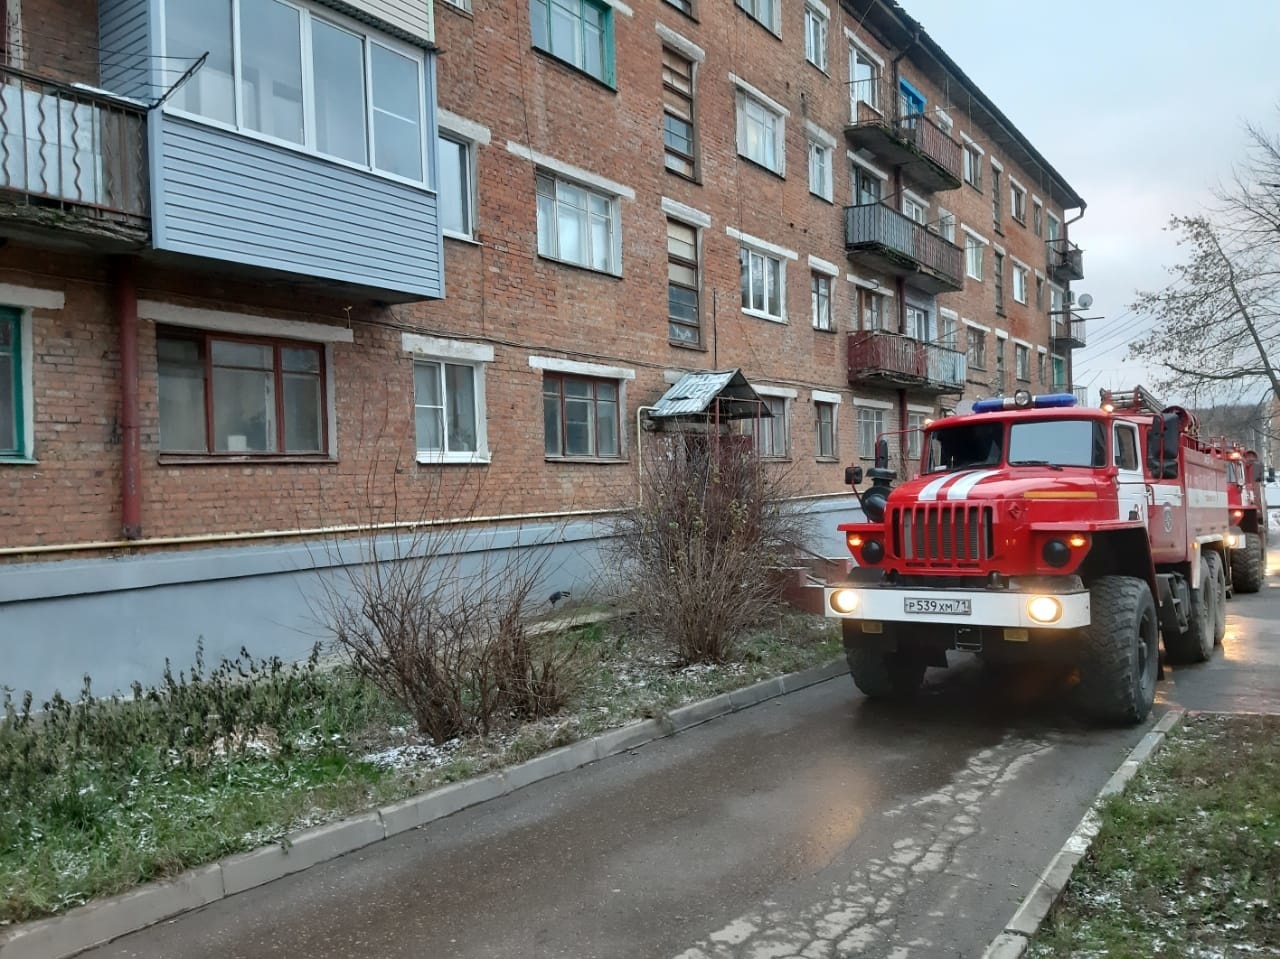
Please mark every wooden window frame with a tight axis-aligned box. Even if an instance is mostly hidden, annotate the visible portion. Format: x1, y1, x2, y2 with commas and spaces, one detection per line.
157, 327, 328, 458
667, 217, 701, 345
542, 372, 622, 460
0, 308, 22, 458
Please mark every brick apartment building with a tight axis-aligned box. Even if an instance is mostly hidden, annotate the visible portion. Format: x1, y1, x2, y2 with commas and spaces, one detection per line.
0, 0, 1086, 697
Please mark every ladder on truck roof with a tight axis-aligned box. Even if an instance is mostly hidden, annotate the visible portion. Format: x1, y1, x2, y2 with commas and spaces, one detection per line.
1100, 385, 1165, 414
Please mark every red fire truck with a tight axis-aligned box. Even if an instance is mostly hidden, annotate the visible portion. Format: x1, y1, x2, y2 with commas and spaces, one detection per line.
823, 388, 1229, 725
1101, 386, 1270, 594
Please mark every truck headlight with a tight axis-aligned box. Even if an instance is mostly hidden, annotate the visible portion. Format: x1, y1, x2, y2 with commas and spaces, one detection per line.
830, 589, 860, 614
1027, 596, 1062, 624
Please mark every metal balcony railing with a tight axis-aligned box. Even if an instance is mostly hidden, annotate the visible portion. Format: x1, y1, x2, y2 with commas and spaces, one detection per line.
848, 331, 967, 393
0, 64, 149, 223
1052, 315, 1087, 349
846, 77, 962, 190
1047, 237, 1084, 282
844, 203, 964, 293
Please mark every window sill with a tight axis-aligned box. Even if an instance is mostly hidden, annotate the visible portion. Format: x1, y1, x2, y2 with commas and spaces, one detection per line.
762, 455, 792, 463
440, 0, 473, 16
664, 165, 701, 185
545, 456, 630, 465
1012, 217, 1026, 228
966, 275, 983, 283
812, 325, 837, 334
967, 182, 983, 194
669, 338, 708, 351
416, 452, 492, 465
817, 456, 840, 463
809, 191, 835, 205
444, 230, 481, 245
0, 457, 38, 466
530, 46, 617, 94
158, 454, 336, 466
742, 308, 786, 324
538, 253, 622, 279
738, 155, 786, 180
993, 224, 1005, 237
806, 61, 830, 77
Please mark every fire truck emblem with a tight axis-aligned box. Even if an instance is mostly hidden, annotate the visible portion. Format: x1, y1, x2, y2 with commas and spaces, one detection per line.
1163, 505, 1174, 533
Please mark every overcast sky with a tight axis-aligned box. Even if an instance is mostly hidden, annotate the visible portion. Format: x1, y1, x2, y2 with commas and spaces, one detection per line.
903, 0, 1280, 404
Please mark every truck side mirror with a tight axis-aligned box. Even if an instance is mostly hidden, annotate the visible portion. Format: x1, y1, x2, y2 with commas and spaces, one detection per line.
1161, 412, 1181, 478
845, 465, 864, 486
1270, 467, 1276, 484
874, 437, 889, 470
1146, 414, 1164, 475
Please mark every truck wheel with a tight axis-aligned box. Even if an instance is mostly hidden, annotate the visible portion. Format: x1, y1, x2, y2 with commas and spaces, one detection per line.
846, 647, 926, 700
1206, 551, 1226, 644
1164, 557, 1215, 664
1078, 576, 1158, 725
1230, 533, 1264, 594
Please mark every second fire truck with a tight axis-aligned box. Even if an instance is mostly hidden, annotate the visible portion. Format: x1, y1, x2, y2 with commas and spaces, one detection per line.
824, 387, 1229, 725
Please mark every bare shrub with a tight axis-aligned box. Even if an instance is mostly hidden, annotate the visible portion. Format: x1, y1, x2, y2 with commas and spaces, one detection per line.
610, 433, 812, 664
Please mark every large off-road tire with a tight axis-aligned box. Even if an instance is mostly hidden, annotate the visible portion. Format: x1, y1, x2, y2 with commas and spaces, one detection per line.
846, 646, 927, 700
1077, 575, 1159, 726
1164, 557, 1215, 664
1230, 532, 1264, 594
1206, 551, 1226, 645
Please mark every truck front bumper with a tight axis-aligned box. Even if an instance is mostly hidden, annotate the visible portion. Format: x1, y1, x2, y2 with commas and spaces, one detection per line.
823, 585, 1091, 630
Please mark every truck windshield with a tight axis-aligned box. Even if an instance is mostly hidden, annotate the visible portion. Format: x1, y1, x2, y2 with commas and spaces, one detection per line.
1007, 419, 1105, 468
926, 418, 1105, 472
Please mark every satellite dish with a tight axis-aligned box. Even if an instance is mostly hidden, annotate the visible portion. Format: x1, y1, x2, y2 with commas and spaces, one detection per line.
1077, 293, 1094, 310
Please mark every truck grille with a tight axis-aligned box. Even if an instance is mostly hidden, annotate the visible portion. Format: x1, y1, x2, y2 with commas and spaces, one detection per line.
894, 505, 994, 567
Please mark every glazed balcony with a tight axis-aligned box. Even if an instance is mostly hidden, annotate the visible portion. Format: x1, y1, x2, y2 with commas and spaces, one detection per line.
1052, 315, 1087, 350
848, 331, 967, 394
0, 64, 149, 247
1048, 237, 1085, 282
845, 80, 962, 193
844, 203, 964, 295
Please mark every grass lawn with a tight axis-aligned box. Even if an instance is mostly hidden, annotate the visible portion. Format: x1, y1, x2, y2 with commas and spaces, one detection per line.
0, 611, 840, 926
1028, 713, 1280, 958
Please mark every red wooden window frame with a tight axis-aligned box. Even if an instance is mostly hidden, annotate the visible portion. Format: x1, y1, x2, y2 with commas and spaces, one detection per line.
542, 373, 621, 459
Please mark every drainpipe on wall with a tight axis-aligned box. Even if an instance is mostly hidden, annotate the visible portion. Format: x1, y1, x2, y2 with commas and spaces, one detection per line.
116, 257, 142, 540
5, 0, 25, 70
1062, 201, 1087, 394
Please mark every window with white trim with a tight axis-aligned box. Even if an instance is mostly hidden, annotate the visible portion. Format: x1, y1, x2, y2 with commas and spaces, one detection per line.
529, 0, 615, 85
1050, 283, 1065, 317
758, 395, 789, 458
164, 0, 429, 185
665, 0, 694, 16
735, 0, 777, 33
857, 406, 883, 459
437, 133, 475, 237
816, 401, 837, 458
937, 208, 955, 242
862, 289, 885, 331
442, 0, 470, 9
853, 166, 881, 206
938, 311, 957, 350
804, 3, 828, 70
536, 172, 620, 274
1012, 263, 1028, 304
1047, 212, 1061, 242
811, 272, 832, 331
903, 194, 927, 224
808, 138, 832, 201
543, 373, 621, 459
963, 142, 982, 190
662, 46, 698, 179
668, 218, 701, 345
1036, 274, 1045, 310
0, 308, 25, 459
906, 412, 927, 461
1011, 183, 1026, 224
157, 329, 327, 455
906, 305, 929, 342
1015, 344, 1030, 381
414, 358, 486, 461
1033, 199, 1044, 237
965, 235, 984, 280
736, 90, 784, 174
740, 246, 785, 321
850, 46, 880, 114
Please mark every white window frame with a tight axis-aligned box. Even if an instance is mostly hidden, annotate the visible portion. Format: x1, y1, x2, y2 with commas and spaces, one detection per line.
735, 0, 780, 34
846, 32, 884, 120
855, 402, 886, 460
813, 389, 841, 460
403, 334, 493, 464
160, 0, 432, 189
960, 133, 984, 190
1047, 211, 1061, 242
1012, 260, 1029, 304
1014, 341, 1031, 382
437, 110, 490, 240
535, 171, 623, 275
754, 385, 795, 459
1009, 177, 1027, 225
443, 0, 470, 9
936, 206, 955, 242
0, 286, 55, 463
730, 227, 796, 323
806, 122, 835, 201
906, 410, 928, 462
963, 226, 988, 281
902, 189, 928, 225
938, 307, 958, 351
732, 76, 788, 175
804, 0, 829, 71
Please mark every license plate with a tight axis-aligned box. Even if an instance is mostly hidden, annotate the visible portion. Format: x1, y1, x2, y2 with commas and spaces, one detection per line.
904, 597, 972, 615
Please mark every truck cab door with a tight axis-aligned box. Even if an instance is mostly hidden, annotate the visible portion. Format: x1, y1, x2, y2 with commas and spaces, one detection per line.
1115, 422, 1147, 524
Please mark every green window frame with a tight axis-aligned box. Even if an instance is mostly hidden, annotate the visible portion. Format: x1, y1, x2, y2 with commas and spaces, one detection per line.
529, 0, 616, 87
0, 308, 23, 459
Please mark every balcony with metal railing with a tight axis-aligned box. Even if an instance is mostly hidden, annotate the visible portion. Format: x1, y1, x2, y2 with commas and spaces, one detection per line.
845, 79, 962, 193
844, 203, 964, 295
0, 64, 149, 246
1051, 314, 1087, 350
847, 331, 967, 394
1047, 237, 1084, 282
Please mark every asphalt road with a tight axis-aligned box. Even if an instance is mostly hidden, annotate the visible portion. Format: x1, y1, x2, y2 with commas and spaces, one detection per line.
87, 576, 1280, 959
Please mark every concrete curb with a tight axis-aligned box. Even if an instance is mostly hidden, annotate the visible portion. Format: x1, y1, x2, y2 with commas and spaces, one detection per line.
979, 708, 1186, 959
0, 657, 848, 959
